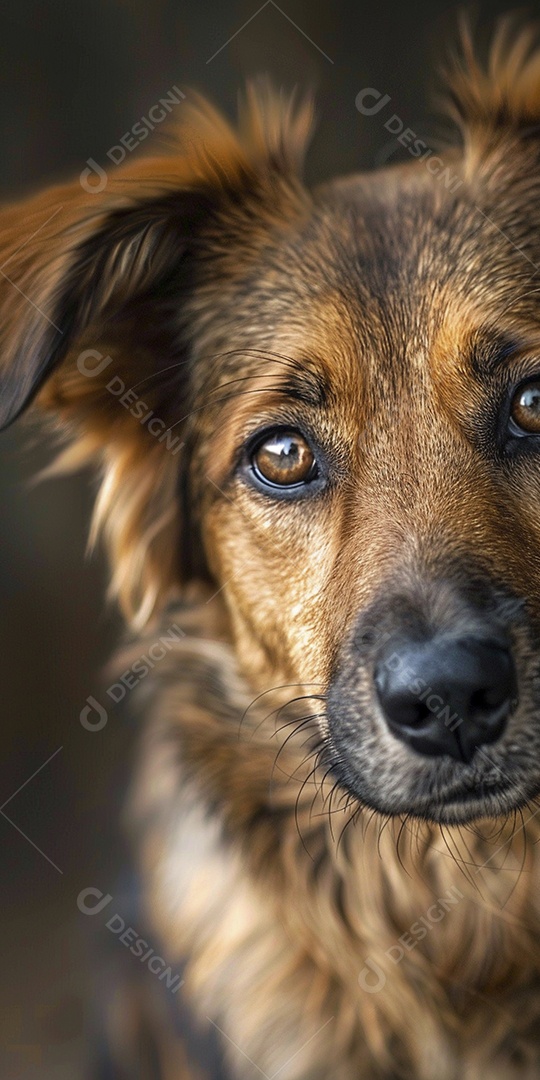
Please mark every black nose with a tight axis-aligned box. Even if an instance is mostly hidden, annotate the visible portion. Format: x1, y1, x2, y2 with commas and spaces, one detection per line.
374, 636, 517, 763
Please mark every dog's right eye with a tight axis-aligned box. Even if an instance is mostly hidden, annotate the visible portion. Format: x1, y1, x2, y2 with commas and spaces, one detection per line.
250, 430, 318, 489
510, 378, 540, 435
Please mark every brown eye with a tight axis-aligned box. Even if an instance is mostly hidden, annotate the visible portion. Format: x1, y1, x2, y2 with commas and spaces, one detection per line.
252, 430, 316, 487
510, 379, 540, 434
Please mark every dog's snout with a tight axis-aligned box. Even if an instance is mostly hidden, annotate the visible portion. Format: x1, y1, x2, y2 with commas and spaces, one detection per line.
374, 637, 518, 763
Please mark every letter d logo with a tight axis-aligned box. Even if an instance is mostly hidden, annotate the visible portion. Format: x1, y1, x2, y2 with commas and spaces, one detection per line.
77, 350, 114, 378
80, 158, 108, 193
80, 696, 108, 731
355, 88, 391, 116
358, 957, 387, 993
77, 886, 113, 916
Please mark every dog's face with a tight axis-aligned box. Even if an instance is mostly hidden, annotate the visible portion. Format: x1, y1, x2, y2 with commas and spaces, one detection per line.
3, 35, 540, 826
197, 169, 540, 826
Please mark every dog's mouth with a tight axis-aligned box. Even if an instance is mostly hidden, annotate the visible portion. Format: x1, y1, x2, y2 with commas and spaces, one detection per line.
445, 774, 509, 802
430, 771, 514, 811
318, 573, 540, 824
324, 669, 540, 823
323, 733, 537, 825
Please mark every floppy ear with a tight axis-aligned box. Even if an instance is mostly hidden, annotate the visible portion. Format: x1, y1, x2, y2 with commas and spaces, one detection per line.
0, 86, 314, 626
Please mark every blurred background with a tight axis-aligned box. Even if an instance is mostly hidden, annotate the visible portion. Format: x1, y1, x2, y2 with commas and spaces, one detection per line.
0, 1, 531, 1076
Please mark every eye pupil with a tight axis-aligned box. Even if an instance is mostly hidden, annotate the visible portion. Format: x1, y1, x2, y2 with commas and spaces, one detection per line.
252, 431, 316, 487
511, 380, 540, 434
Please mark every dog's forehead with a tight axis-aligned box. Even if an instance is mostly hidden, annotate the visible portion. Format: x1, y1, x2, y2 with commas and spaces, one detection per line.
199, 163, 540, 441
311, 173, 534, 327
244, 166, 540, 399
312, 168, 531, 293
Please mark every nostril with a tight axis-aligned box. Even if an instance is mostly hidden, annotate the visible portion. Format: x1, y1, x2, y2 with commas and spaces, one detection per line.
406, 702, 433, 728
470, 686, 506, 712
385, 696, 433, 728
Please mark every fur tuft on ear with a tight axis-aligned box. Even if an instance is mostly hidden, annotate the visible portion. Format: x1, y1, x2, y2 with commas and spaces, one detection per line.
444, 17, 540, 146
176, 80, 314, 185
239, 80, 314, 174
0, 84, 314, 627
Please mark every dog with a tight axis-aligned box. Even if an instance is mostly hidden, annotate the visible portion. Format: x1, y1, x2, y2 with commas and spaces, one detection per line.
4, 16, 540, 1079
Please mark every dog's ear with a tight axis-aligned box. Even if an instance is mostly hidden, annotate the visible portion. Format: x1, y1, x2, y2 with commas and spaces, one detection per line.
0, 86, 314, 626
445, 18, 540, 166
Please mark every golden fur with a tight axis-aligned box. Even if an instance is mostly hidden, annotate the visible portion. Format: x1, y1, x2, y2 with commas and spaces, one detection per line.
4, 17, 540, 1079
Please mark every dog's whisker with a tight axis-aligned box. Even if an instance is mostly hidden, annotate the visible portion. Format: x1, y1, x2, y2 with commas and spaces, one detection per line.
441, 824, 491, 898
269, 714, 324, 783
392, 814, 415, 879
247, 701, 318, 742
292, 754, 327, 863
237, 683, 324, 737
360, 806, 380, 843
325, 782, 337, 844
153, 385, 298, 434
270, 694, 326, 733
375, 811, 391, 860
456, 821, 493, 878
498, 808, 529, 909
127, 349, 306, 394
274, 730, 324, 790
335, 801, 360, 857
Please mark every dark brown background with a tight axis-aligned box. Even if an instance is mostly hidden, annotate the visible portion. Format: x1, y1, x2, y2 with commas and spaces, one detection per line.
0, 1, 529, 1076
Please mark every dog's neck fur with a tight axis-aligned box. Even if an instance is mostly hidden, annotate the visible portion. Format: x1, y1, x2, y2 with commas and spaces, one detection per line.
126, 594, 540, 1080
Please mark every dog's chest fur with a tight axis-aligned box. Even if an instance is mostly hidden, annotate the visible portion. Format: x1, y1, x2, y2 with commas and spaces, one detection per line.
120, 603, 540, 1080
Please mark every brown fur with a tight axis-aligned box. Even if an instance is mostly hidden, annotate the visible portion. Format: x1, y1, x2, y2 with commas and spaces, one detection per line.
4, 19, 540, 1080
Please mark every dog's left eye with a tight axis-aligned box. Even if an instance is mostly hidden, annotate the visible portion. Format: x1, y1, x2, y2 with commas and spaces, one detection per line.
250, 430, 317, 488
510, 378, 540, 435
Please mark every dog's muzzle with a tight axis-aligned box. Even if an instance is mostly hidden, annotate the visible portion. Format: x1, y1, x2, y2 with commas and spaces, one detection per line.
324, 572, 539, 822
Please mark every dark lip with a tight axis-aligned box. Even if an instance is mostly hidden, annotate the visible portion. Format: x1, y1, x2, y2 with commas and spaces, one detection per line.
414, 777, 529, 826
326, 747, 518, 819
438, 777, 510, 804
